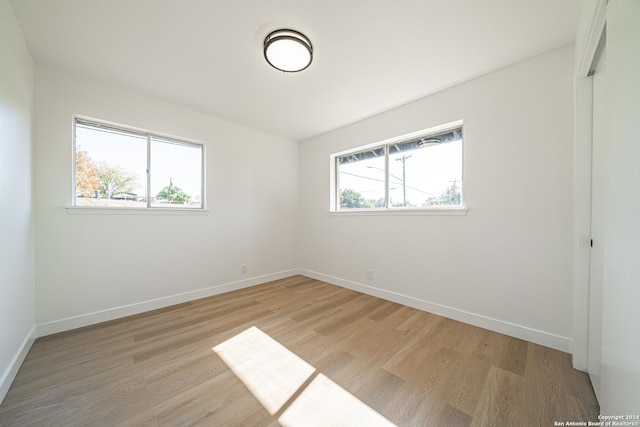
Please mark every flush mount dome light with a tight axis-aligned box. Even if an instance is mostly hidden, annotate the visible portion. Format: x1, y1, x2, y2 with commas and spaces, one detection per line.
264, 29, 313, 72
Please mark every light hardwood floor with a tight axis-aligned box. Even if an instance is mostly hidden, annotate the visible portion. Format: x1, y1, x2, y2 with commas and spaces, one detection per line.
0, 275, 599, 426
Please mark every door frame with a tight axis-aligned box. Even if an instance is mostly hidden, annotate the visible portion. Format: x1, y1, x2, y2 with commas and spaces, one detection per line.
572, 0, 607, 371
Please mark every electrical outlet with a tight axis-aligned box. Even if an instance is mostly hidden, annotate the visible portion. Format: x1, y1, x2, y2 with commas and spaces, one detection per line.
366, 269, 374, 280
241, 264, 248, 275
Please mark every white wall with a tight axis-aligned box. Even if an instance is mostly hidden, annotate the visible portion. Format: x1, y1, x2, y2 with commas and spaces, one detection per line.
598, 0, 640, 414
299, 45, 575, 351
0, 0, 36, 402
33, 65, 298, 332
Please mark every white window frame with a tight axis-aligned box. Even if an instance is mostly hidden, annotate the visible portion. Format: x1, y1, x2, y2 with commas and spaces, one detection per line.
69, 116, 207, 214
330, 120, 467, 216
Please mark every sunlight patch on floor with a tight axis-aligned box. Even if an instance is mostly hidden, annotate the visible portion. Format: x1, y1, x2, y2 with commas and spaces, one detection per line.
213, 326, 396, 426
279, 373, 396, 427
212, 326, 315, 415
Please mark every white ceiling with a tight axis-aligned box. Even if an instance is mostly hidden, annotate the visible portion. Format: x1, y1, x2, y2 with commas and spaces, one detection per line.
9, 0, 581, 141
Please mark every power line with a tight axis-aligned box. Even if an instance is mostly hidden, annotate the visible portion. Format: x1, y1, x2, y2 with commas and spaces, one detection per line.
366, 165, 405, 187
338, 170, 435, 197
339, 171, 388, 184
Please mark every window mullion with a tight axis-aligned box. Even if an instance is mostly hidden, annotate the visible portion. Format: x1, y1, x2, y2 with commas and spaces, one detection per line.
146, 135, 151, 208
384, 145, 390, 209
201, 145, 205, 209
335, 157, 340, 210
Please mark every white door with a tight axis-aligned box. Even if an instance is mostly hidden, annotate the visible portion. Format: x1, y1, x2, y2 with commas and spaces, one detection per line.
588, 37, 606, 402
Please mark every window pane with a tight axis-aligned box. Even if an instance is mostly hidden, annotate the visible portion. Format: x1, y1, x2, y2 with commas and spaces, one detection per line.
75, 123, 147, 207
337, 147, 386, 209
388, 138, 462, 207
149, 137, 202, 208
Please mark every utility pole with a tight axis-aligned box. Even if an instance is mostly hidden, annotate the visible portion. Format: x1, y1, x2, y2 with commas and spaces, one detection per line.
395, 155, 412, 206
449, 178, 460, 205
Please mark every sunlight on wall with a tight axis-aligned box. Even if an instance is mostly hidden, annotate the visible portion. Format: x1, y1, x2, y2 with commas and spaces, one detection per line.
212, 326, 396, 426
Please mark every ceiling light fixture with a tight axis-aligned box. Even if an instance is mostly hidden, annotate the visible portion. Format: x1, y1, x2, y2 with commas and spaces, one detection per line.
263, 29, 313, 73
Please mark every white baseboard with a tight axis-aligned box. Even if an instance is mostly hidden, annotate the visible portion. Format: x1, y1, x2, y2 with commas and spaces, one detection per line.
0, 326, 36, 404
37, 269, 299, 337
34, 267, 571, 352
299, 269, 572, 353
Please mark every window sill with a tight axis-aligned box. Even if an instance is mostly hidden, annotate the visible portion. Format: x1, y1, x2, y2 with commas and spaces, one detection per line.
65, 206, 210, 215
329, 206, 468, 216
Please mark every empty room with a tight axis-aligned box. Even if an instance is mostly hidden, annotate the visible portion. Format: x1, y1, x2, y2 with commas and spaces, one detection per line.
1, 0, 638, 425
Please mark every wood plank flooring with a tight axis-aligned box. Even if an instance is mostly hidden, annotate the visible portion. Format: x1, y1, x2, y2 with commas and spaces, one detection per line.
0, 275, 599, 426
